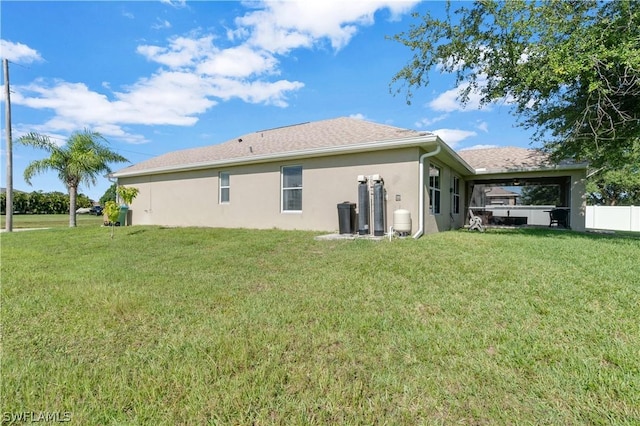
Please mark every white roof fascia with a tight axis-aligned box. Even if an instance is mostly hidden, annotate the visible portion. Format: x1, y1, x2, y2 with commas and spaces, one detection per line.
112, 134, 439, 178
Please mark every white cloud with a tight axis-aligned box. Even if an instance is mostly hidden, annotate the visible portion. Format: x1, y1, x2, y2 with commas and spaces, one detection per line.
232, 10, 314, 55
92, 125, 146, 144
13, 82, 148, 141
415, 114, 448, 128
13, 73, 213, 142
115, 71, 216, 125
152, 19, 172, 30
16, 81, 116, 121
234, 1, 418, 54
160, 0, 186, 8
137, 35, 215, 69
0, 39, 43, 64
428, 82, 487, 113
349, 113, 366, 120
207, 77, 304, 107
134, 33, 303, 105
12, 68, 303, 139
435, 56, 466, 73
476, 121, 489, 132
196, 46, 278, 78
139, 36, 278, 78
431, 128, 477, 147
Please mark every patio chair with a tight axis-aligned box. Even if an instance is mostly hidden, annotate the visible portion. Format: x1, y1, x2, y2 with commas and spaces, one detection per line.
548, 208, 569, 228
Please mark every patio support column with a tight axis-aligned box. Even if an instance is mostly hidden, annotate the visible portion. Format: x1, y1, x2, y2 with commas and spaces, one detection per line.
465, 181, 475, 226
570, 172, 587, 232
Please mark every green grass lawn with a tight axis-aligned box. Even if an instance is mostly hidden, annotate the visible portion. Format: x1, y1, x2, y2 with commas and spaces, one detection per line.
1, 224, 639, 424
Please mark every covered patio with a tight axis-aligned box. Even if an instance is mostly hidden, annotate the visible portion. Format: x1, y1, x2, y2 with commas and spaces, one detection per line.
457, 147, 588, 232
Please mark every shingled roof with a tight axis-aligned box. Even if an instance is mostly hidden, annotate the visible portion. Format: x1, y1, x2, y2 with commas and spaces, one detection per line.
485, 187, 520, 197
457, 146, 583, 172
113, 117, 433, 177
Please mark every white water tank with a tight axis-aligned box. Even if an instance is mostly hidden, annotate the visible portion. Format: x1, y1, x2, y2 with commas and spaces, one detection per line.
393, 209, 412, 234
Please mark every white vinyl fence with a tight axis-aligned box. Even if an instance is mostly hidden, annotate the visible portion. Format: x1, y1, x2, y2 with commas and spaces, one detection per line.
586, 206, 640, 232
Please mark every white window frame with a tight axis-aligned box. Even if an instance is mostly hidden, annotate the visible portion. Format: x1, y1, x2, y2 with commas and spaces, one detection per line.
429, 164, 441, 215
281, 165, 302, 213
452, 175, 461, 215
219, 172, 230, 204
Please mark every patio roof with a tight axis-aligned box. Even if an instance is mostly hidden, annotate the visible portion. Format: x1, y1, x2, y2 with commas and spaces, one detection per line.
457, 147, 587, 174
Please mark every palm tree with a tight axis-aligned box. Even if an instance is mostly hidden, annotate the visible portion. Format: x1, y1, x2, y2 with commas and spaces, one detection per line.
19, 130, 129, 227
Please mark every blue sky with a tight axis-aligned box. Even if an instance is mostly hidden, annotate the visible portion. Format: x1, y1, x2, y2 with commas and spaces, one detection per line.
1, 0, 535, 201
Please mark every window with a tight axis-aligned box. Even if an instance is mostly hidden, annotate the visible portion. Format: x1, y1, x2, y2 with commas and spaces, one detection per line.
429, 164, 441, 214
219, 172, 230, 203
282, 166, 302, 212
452, 176, 460, 215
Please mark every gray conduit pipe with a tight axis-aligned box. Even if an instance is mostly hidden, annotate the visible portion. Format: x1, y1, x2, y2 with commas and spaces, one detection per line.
413, 144, 441, 239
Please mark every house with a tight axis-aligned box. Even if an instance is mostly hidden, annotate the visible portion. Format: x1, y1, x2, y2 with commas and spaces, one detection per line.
111, 117, 588, 235
484, 187, 520, 206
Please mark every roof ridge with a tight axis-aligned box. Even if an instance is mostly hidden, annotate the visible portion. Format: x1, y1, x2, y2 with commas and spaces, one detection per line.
255, 121, 311, 133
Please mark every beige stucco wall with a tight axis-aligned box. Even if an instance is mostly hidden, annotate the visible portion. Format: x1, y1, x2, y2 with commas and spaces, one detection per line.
119, 147, 465, 234
419, 157, 467, 234
119, 149, 590, 234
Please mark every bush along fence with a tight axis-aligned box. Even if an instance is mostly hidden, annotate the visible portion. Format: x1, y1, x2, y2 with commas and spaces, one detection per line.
0, 191, 93, 215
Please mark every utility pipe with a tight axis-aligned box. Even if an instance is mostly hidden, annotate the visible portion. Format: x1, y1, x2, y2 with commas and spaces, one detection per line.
413, 144, 441, 239
107, 175, 120, 204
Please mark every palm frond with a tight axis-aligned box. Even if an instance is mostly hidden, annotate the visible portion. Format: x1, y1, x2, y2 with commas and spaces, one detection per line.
18, 132, 62, 151
23, 158, 61, 185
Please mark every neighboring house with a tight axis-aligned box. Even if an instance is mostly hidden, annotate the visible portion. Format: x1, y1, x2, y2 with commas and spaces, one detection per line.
484, 187, 520, 206
112, 117, 588, 235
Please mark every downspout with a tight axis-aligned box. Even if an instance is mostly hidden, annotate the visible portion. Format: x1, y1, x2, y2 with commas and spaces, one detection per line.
107, 175, 119, 203
413, 144, 441, 239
